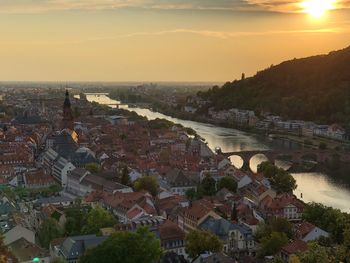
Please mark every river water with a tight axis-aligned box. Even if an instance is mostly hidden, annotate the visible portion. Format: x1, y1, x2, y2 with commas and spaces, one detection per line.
86, 94, 350, 212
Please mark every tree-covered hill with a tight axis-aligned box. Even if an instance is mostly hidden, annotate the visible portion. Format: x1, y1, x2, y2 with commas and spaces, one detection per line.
198, 46, 350, 126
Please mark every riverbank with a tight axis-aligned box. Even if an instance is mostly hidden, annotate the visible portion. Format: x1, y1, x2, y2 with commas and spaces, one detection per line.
86, 93, 350, 212
127, 102, 349, 153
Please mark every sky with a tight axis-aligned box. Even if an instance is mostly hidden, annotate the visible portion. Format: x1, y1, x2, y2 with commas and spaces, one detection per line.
0, 0, 349, 82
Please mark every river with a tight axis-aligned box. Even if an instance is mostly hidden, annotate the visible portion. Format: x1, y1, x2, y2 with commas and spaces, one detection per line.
85, 94, 350, 212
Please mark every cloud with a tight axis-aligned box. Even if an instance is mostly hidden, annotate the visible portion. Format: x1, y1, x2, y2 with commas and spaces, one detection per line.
0, 0, 348, 14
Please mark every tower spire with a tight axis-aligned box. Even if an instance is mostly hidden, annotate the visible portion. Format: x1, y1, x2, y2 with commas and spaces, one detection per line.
62, 89, 74, 130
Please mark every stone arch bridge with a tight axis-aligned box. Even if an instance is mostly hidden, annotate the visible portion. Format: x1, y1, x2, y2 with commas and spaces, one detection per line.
220, 149, 350, 171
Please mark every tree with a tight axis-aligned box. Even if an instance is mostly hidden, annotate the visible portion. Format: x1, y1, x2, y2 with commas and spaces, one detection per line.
80, 227, 162, 263
258, 162, 297, 193
302, 202, 349, 243
133, 176, 158, 196
217, 176, 237, 193
185, 188, 197, 201
297, 242, 329, 263
270, 218, 293, 239
335, 225, 350, 261
85, 163, 101, 174
64, 200, 88, 235
37, 218, 63, 248
82, 206, 116, 234
258, 232, 288, 258
255, 218, 293, 241
185, 229, 223, 259
121, 166, 131, 186
199, 176, 216, 196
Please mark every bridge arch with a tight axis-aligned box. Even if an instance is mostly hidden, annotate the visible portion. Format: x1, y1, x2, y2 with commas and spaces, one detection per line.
229, 155, 244, 169
221, 149, 350, 172
250, 153, 270, 173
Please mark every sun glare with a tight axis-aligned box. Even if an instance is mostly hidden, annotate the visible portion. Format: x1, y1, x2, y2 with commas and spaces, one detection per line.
301, 0, 336, 18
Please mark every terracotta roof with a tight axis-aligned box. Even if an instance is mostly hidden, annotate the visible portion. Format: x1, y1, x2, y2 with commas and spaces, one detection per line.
127, 206, 144, 220
159, 220, 185, 241
25, 171, 55, 186
294, 221, 316, 238
184, 199, 215, 220
281, 239, 308, 254
269, 194, 304, 210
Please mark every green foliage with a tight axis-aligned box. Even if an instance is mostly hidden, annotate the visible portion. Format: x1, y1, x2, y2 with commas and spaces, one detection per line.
257, 162, 297, 193
316, 236, 332, 247
302, 202, 350, 244
185, 229, 223, 259
82, 206, 116, 235
149, 118, 175, 129
188, 176, 235, 200
258, 232, 288, 258
79, 227, 162, 263
2, 185, 62, 200
335, 242, 350, 262
198, 176, 216, 196
133, 176, 158, 196
336, 225, 350, 262
198, 47, 350, 129
121, 166, 131, 186
297, 242, 329, 263
217, 176, 237, 193
185, 188, 197, 201
37, 218, 64, 248
85, 163, 101, 174
64, 206, 90, 235
185, 127, 197, 136
255, 218, 294, 240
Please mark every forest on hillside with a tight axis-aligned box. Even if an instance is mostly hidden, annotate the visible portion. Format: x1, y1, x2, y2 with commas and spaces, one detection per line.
198, 46, 350, 129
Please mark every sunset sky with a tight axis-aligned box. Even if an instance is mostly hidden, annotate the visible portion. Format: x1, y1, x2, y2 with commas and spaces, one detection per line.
0, 0, 349, 82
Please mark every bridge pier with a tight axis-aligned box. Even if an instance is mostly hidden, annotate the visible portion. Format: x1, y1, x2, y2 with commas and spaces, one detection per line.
222, 149, 349, 171
241, 160, 251, 172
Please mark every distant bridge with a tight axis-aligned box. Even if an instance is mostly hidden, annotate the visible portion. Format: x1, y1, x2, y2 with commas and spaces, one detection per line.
220, 149, 350, 171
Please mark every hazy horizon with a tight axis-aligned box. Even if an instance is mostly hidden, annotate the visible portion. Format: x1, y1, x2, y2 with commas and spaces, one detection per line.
0, 0, 349, 82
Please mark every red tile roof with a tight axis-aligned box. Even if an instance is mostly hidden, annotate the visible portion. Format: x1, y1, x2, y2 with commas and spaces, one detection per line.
184, 199, 215, 220
159, 220, 185, 241
294, 221, 316, 239
281, 239, 308, 254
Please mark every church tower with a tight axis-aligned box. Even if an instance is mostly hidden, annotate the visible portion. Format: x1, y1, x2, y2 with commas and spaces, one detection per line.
62, 90, 74, 130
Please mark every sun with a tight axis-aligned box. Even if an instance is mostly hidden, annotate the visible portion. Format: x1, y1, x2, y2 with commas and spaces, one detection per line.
301, 0, 336, 18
